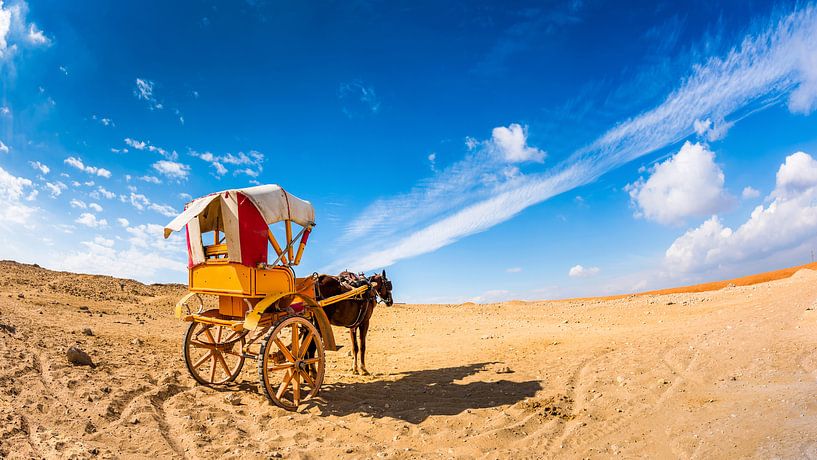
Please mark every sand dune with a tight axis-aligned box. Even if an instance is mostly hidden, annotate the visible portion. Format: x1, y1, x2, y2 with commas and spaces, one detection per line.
1, 260, 817, 458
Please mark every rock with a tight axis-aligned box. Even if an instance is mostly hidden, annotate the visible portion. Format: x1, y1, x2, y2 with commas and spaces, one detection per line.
66, 346, 96, 368
85, 421, 96, 434
130, 338, 143, 346
17, 293, 24, 299
269, 452, 283, 459
495, 366, 514, 374
82, 328, 94, 336
130, 416, 139, 425
79, 306, 90, 312
225, 394, 242, 406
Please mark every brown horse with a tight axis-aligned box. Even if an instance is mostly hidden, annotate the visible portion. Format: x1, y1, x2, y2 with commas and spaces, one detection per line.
316, 270, 393, 375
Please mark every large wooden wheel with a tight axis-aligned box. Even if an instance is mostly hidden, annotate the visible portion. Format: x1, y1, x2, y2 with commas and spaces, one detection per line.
183, 319, 246, 385
257, 315, 325, 411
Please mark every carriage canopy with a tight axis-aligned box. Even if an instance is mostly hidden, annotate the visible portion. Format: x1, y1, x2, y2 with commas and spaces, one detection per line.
163, 184, 315, 268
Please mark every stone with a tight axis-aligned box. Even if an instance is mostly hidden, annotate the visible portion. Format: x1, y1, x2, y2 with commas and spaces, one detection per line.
66, 346, 96, 368
82, 328, 94, 336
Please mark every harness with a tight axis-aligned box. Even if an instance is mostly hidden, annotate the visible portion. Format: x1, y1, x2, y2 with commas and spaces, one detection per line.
315, 271, 376, 329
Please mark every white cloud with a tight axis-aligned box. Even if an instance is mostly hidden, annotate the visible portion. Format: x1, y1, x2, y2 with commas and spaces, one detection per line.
0, 106, 9, 116
0, 3, 10, 58
124, 137, 146, 150
0, 139, 8, 153
773, 151, 817, 199
91, 114, 114, 127
88, 203, 103, 213
190, 149, 263, 177
75, 213, 107, 228
506, 267, 522, 273
52, 224, 187, 282
69, 199, 86, 209
0, 1, 48, 60
29, 160, 49, 174
124, 138, 176, 160
0, 166, 36, 225
134, 78, 162, 110
125, 191, 177, 217
742, 186, 761, 199
625, 142, 731, 225
152, 160, 190, 180
25, 23, 46, 44
488, 123, 546, 163
569, 264, 600, 278
338, 80, 380, 117
64, 156, 112, 178
117, 217, 129, 227
692, 117, 733, 141
148, 203, 177, 217
44, 181, 66, 197
331, 5, 817, 272
139, 175, 161, 184
665, 151, 817, 274
95, 186, 115, 200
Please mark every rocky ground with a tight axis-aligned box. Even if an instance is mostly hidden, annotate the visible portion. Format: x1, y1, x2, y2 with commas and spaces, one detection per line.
1, 260, 816, 459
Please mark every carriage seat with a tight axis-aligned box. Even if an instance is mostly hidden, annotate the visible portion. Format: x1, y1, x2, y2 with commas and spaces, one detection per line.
204, 244, 229, 259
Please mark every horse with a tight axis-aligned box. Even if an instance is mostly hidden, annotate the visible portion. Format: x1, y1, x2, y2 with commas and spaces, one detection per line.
316, 270, 393, 375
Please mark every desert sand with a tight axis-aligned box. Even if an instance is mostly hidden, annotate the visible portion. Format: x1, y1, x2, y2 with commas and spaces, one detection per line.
1, 260, 817, 459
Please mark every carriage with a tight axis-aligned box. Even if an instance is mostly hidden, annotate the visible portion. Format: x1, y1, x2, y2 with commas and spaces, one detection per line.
163, 184, 371, 411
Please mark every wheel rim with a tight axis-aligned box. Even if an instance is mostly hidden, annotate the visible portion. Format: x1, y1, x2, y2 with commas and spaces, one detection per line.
184, 321, 246, 385
259, 316, 325, 410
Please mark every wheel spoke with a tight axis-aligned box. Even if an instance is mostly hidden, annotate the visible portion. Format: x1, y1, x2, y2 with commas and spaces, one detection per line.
215, 351, 231, 376
192, 350, 212, 369
276, 369, 294, 400
210, 354, 217, 382
273, 338, 296, 362
268, 362, 294, 372
291, 324, 299, 358
301, 369, 316, 389
203, 328, 218, 345
292, 370, 301, 406
302, 357, 321, 365
190, 340, 216, 349
299, 331, 314, 359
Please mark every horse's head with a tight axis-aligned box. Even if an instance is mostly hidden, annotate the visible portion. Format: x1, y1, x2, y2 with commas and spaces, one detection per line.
370, 270, 394, 306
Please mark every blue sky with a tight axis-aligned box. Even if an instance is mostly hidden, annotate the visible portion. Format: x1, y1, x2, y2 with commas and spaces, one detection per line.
2, 1, 817, 303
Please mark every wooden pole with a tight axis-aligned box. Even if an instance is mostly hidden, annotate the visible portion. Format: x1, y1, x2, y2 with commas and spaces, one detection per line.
285, 220, 294, 264
268, 229, 287, 265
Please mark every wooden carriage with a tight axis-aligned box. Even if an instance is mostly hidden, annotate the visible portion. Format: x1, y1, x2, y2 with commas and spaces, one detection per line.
164, 185, 369, 410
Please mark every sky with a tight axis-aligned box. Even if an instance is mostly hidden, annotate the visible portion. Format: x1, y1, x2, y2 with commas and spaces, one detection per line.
2, 0, 817, 303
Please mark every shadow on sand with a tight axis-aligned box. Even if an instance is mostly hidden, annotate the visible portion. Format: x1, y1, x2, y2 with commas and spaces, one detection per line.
310, 362, 542, 423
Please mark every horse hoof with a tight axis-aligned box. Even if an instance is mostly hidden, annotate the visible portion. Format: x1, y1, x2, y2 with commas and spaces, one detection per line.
360, 369, 370, 376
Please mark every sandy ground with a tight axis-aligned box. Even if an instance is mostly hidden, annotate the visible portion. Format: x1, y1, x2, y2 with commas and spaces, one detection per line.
1, 260, 817, 459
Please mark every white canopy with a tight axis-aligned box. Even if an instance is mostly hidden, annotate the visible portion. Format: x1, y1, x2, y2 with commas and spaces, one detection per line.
163, 184, 315, 239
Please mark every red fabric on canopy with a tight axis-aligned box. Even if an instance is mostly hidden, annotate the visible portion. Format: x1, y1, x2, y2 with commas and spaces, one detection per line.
237, 191, 269, 267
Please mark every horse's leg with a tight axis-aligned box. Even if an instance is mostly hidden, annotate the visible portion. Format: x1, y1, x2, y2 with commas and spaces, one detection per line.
349, 327, 359, 374
359, 317, 370, 376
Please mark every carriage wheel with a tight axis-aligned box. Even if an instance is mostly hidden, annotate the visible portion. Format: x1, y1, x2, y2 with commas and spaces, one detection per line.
183, 320, 246, 385
257, 315, 325, 411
